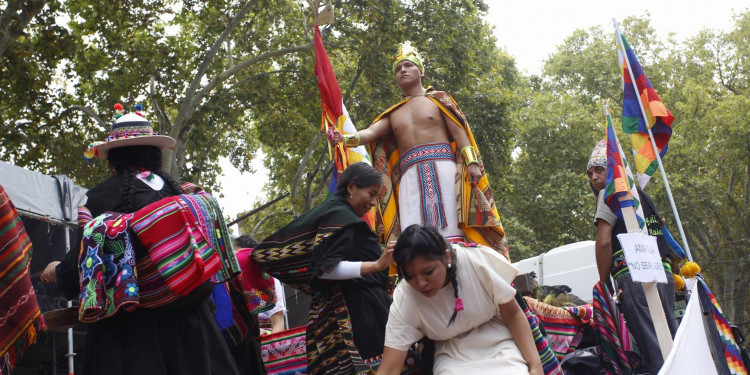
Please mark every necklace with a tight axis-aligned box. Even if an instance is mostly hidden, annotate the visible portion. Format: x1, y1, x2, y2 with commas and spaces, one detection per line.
403, 92, 427, 99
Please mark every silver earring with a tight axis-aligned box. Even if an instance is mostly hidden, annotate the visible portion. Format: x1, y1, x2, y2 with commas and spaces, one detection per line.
349, 193, 353, 199
447, 263, 452, 268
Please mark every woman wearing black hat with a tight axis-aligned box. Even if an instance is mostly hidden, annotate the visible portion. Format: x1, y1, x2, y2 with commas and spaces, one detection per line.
40, 105, 240, 374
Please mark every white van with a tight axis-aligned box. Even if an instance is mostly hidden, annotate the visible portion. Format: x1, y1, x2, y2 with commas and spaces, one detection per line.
513, 241, 598, 303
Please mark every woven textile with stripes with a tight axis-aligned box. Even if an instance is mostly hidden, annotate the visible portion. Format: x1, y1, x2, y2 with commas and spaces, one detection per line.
524, 296, 593, 361
261, 326, 307, 375
131, 192, 240, 297
592, 282, 640, 374
517, 293, 563, 375
76, 191, 240, 310
700, 279, 749, 374
252, 197, 364, 294
0, 185, 45, 375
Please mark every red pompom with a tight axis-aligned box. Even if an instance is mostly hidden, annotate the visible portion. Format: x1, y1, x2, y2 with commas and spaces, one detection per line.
114, 103, 124, 111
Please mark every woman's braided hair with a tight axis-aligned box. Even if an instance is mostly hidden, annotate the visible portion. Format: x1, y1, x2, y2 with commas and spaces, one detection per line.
393, 224, 461, 326
107, 145, 183, 212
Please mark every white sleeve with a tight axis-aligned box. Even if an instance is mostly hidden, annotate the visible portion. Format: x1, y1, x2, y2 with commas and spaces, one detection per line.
318, 261, 362, 280
384, 284, 424, 351
271, 279, 286, 314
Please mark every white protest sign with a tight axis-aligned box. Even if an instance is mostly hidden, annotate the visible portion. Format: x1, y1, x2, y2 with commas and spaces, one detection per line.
616, 233, 668, 284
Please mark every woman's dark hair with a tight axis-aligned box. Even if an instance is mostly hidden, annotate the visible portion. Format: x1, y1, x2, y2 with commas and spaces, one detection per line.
394, 224, 460, 326
107, 145, 183, 212
334, 162, 382, 197
234, 235, 259, 249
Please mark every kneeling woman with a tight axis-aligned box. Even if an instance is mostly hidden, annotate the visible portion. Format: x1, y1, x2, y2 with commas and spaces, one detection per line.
377, 225, 543, 375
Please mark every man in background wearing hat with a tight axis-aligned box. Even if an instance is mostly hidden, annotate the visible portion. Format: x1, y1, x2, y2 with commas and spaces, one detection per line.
587, 139, 678, 374
337, 41, 508, 258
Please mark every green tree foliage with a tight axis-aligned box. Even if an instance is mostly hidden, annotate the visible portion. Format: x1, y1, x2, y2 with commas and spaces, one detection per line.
508, 12, 749, 330
241, 0, 519, 238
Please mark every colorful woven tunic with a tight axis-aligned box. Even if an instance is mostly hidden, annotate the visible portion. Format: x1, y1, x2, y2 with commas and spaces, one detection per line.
367, 88, 508, 259
0, 185, 45, 375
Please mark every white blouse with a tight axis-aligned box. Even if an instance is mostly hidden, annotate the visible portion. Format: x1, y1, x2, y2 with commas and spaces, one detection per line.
385, 244, 529, 374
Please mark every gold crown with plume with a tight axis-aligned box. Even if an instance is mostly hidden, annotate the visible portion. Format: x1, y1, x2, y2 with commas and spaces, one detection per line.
392, 41, 424, 74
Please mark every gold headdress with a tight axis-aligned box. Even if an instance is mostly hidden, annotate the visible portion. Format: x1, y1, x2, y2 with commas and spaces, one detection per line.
392, 41, 424, 74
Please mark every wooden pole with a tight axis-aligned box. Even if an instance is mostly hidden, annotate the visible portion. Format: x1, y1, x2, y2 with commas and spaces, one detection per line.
619, 182, 674, 360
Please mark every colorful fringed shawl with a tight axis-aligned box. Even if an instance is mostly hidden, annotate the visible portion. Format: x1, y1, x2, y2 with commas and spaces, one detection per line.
0, 186, 45, 375
131, 191, 240, 295
592, 282, 640, 374
524, 297, 593, 361
261, 326, 307, 375
252, 196, 364, 294
77, 191, 241, 320
699, 279, 749, 374
367, 88, 508, 259
516, 293, 563, 375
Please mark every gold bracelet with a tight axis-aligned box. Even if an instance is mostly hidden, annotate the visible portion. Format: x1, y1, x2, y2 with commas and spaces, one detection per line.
460, 146, 479, 167
343, 133, 360, 148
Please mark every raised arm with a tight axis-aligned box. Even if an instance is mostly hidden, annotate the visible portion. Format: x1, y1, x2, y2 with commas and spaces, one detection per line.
498, 299, 544, 375
357, 116, 392, 146
375, 346, 409, 375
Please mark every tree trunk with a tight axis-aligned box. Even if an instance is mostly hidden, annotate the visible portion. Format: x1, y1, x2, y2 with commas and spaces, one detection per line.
0, 0, 48, 58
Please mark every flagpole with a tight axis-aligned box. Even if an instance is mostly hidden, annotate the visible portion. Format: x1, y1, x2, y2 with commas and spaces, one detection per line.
603, 104, 673, 360
613, 19, 694, 263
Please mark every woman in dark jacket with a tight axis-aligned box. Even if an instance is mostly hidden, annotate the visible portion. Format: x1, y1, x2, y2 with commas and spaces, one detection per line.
253, 162, 407, 374
41, 107, 239, 375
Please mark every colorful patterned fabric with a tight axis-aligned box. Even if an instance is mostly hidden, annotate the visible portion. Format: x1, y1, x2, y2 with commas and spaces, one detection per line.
524, 297, 593, 361
0, 186, 45, 375
586, 140, 607, 171
75, 190, 240, 310
397, 143, 456, 229
261, 325, 307, 375
699, 279, 749, 374
604, 108, 646, 232
77, 206, 93, 228
252, 197, 364, 294
367, 88, 508, 259
396, 142, 456, 174
131, 192, 240, 297
617, 32, 673, 189
306, 285, 372, 374
516, 293, 563, 375
78, 212, 139, 323
235, 247, 276, 314
592, 282, 639, 375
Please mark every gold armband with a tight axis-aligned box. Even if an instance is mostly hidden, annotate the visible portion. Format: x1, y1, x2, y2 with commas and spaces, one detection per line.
460, 146, 479, 167
343, 133, 360, 148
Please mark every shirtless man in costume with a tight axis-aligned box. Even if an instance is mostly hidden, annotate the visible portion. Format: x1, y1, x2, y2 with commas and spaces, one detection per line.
339, 42, 507, 257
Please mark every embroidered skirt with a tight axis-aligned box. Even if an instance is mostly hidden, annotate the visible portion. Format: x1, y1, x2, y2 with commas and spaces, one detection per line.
397, 142, 463, 240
